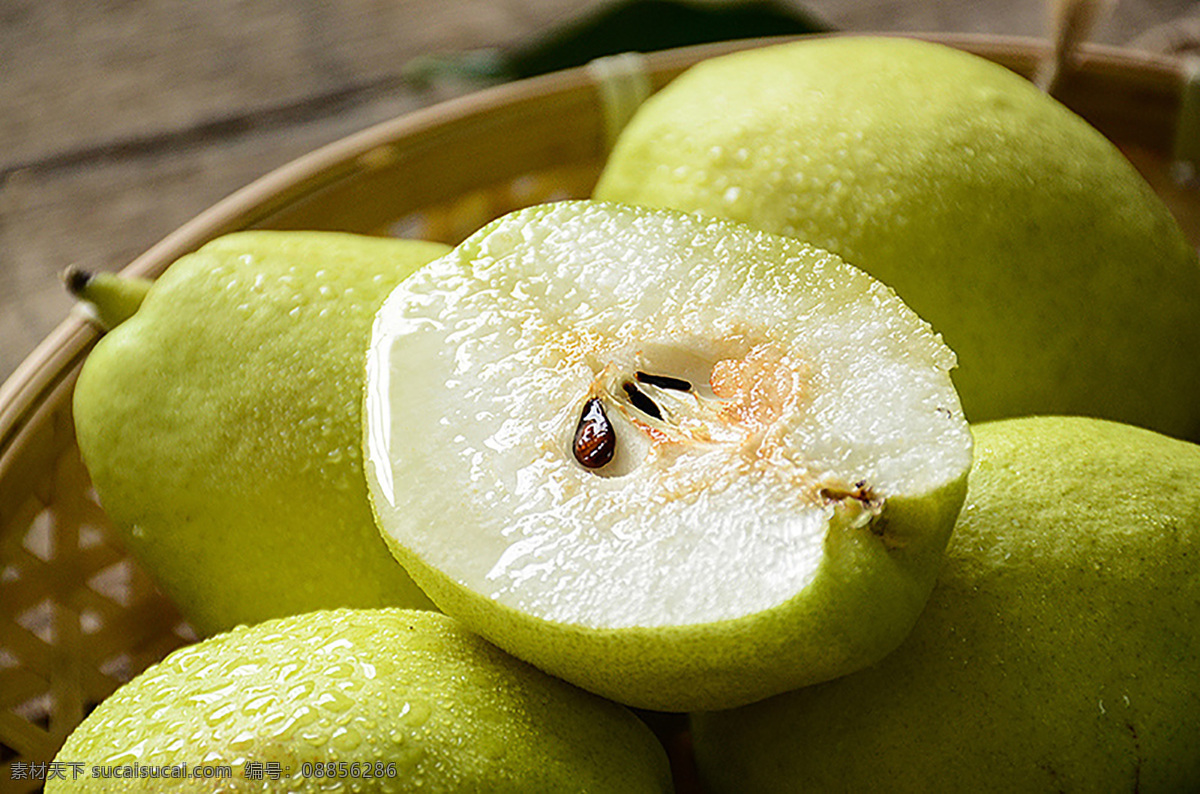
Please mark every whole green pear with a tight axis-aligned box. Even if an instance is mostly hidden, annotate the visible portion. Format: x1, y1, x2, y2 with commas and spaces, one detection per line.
72, 231, 450, 635
595, 36, 1200, 439
49, 608, 674, 792
692, 416, 1200, 792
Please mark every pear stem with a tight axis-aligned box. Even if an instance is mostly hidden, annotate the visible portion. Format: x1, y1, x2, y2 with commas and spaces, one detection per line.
62, 266, 153, 331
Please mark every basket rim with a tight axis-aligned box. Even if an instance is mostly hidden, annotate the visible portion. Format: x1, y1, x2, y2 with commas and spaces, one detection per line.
0, 31, 1188, 460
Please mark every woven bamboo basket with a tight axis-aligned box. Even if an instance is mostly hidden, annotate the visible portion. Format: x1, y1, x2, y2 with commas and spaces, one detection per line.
1, 32, 1197, 792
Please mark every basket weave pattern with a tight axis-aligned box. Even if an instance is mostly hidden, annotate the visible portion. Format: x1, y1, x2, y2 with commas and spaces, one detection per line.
0, 368, 193, 786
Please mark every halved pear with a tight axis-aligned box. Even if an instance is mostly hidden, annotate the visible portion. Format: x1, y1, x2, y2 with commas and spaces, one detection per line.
364, 200, 972, 711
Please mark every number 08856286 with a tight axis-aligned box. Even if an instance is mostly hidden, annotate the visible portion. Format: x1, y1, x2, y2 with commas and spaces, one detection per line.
300, 762, 398, 779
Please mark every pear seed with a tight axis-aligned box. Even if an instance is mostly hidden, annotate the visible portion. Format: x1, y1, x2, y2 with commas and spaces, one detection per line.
635, 371, 692, 391
622, 381, 664, 420
573, 398, 616, 469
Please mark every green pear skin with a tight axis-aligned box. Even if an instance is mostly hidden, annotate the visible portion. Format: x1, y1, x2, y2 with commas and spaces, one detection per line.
595, 36, 1200, 440
72, 231, 449, 635
692, 416, 1200, 792
49, 608, 675, 793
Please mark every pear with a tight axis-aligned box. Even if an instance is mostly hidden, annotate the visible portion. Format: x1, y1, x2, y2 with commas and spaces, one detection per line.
71, 231, 449, 635
691, 416, 1200, 792
594, 35, 1200, 440
364, 200, 973, 712
48, 608, 674, 792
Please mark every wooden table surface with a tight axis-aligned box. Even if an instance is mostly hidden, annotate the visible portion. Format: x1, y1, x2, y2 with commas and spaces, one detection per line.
4, 0, 1200, 386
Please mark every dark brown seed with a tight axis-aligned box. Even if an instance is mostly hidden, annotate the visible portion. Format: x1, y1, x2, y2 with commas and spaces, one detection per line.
574, 397, 616, 469
622, 381, 664, 420
635, 371, 692, 391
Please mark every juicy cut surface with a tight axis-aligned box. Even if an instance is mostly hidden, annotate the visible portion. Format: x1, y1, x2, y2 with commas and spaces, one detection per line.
366, 202, 970, 629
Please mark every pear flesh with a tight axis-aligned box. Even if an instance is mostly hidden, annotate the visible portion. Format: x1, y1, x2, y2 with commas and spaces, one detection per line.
365, 200, 972, 711
692, 416, 1200, 792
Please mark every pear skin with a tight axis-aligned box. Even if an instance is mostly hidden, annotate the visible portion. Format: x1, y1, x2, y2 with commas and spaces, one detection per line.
72, 231, 449, 635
